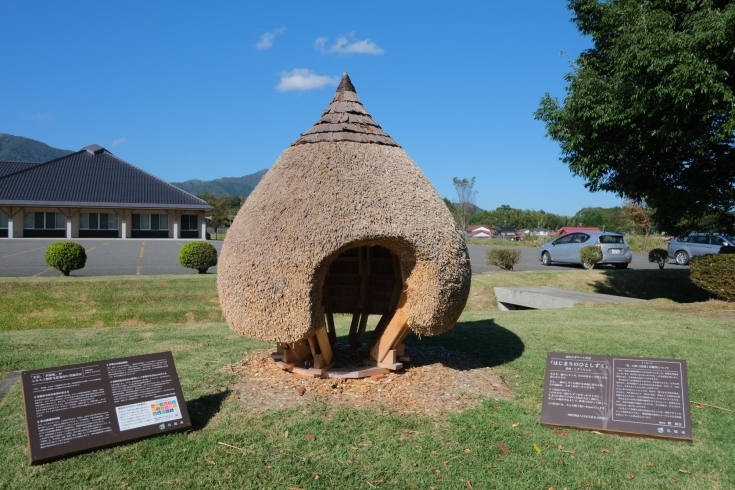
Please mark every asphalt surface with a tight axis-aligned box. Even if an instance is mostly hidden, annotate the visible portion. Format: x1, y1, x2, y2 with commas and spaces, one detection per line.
0, 239, 222, 277
466, 245, 682, 273
0, 239, 684, 277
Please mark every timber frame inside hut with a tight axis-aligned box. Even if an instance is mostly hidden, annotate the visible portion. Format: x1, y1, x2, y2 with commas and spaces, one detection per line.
272, 243, 412, 378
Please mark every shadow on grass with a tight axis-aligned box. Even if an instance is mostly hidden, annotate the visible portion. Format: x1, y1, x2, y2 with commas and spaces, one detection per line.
404, 319, 524, 368
330, 319, 524, 371
589, 269, 709, 303
187, 390, 230, 431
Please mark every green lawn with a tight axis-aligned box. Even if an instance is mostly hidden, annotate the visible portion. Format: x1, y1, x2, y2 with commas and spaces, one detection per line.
0, 275, 223, 331
0, 274, 733, 489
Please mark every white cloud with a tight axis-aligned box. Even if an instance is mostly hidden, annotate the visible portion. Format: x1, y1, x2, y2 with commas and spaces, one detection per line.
276, 68, 339, 92
257, 27, 286, 50
314, 35, 384, 55
112, 137, 126, 146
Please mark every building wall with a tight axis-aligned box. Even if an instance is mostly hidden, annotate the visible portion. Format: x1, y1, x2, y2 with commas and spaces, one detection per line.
0, 207, 206, 239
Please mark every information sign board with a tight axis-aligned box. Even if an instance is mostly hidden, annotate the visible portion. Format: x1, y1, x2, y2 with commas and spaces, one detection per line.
22, 351, 191, 464
541, 352, 691, 441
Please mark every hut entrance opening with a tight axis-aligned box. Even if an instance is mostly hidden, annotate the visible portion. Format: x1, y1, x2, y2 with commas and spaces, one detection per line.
273, 244, 411, 378
322, 245, 405, 353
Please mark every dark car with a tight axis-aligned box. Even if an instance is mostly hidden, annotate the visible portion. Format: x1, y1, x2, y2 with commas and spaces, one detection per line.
667, 233, 735, 265
539, 232, 632, 269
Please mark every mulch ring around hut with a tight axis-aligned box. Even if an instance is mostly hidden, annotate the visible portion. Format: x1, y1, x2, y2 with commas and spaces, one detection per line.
228, 345, 513, 416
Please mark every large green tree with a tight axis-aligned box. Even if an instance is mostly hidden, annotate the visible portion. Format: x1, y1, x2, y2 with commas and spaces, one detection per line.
536, 0, 735, 235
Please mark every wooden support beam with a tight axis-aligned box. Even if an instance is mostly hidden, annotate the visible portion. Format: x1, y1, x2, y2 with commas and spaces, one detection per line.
356, 311, 369, 346
396, 343, 405, 357
325, 311, 337, 346
312, 354, 324, 369
349, 246, 372, 348
275, 341, 311, 364
370, 307, 409, 363
314, 326, 333, 366
369, 312, 391, 349
348, 313, 361, 350
307, 336, 318, 357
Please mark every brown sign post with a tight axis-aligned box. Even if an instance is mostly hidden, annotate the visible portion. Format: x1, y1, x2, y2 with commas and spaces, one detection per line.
541, 352, 691, 441
22, 351, 191, 464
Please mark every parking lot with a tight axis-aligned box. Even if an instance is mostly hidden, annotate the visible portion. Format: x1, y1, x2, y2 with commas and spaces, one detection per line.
0, 239, 222, 277
466, 245, 680, 273
0, 239, 683, 277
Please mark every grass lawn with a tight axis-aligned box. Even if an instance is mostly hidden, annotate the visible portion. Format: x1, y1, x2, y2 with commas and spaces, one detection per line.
1, 274, 734, 489
0, 275, 224, 331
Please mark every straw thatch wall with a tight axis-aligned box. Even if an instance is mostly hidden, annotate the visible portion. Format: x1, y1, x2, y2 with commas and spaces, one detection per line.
218, 75, 471, 343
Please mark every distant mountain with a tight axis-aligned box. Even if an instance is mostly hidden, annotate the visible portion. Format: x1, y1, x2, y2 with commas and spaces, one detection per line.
171, 169, 269, 197
0, 133, 74, 162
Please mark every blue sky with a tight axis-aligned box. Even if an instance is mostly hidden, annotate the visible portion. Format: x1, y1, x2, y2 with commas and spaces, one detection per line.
0, 1, 624, 216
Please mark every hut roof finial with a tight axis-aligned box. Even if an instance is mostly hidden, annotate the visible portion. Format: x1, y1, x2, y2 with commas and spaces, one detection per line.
336, 72, 356, 93
292, 73, 399, 147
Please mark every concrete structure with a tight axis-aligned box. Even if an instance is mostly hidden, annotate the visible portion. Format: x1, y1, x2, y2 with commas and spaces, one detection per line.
494, 286, 644, 310
0, 145, 211, 239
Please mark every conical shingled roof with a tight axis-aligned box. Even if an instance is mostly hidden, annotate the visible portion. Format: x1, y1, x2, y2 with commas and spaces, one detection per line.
293, 72, 399, 147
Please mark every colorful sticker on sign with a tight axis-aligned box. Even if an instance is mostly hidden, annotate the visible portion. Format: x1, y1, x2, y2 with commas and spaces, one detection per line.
116, 396, 182, 431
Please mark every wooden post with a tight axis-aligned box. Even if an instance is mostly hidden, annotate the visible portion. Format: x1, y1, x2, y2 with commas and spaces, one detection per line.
325, 311, 337, 346
274, 341, 312, 364
314, 326, 333, 365
348, 313, 361, 350
369, 307, 409, 363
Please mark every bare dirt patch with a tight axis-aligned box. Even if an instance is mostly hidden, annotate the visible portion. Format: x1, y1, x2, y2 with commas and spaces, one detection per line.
230, 345, 512, 416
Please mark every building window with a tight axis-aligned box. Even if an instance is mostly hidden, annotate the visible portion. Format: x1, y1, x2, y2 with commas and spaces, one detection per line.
132, 213, 168, 230
0, 211, 8, 229
80, 213, 119, 230
181, 215, 198, 231
24, 212, 65, 229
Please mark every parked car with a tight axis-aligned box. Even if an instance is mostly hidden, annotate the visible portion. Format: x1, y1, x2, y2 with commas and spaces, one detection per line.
667, 233, 735, 265
538, 232, 633, 269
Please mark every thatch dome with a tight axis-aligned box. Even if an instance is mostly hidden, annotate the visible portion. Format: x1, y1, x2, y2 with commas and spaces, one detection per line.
218, 73, 471, 343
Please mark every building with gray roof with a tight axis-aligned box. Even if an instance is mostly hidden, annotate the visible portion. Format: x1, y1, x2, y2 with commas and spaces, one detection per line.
0, 145, 212, 239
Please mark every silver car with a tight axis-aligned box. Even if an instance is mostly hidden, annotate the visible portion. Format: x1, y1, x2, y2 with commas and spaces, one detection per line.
539, 232, 633, 269
667, 233, 735, 265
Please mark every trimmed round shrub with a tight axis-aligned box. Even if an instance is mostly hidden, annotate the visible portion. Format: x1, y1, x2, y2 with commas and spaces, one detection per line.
45, 241, 87, 276
486, 248, 521, 271
648, 248, 668, 269
580, 246, 603, 270
690, 254, 735, 302
179, 241, 218, 273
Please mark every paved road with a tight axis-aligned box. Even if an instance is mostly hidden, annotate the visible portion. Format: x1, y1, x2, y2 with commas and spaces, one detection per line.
466, 245, 685, 274
0, 239, 685, 277
0, 239, 222, 277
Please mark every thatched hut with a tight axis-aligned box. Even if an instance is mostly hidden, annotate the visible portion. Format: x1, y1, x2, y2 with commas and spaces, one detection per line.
218, 73, 471, 374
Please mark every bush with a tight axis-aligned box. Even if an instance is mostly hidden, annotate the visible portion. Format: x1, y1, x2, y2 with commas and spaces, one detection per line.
179, 241, 218, 274
580, 246, 603, 270
486, 248, 521, 271
690, 254, 735, 302
648, 248, 668, 269
45, 241, 87, 276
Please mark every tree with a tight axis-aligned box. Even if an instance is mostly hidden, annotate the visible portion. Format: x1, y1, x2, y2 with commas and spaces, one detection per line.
535, 1, 735, 236
626, 201, 656, 251
452, 177, 477, 234
198, 193, 229, 238
443, 197, 458, 216
471, 205, 572, 232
